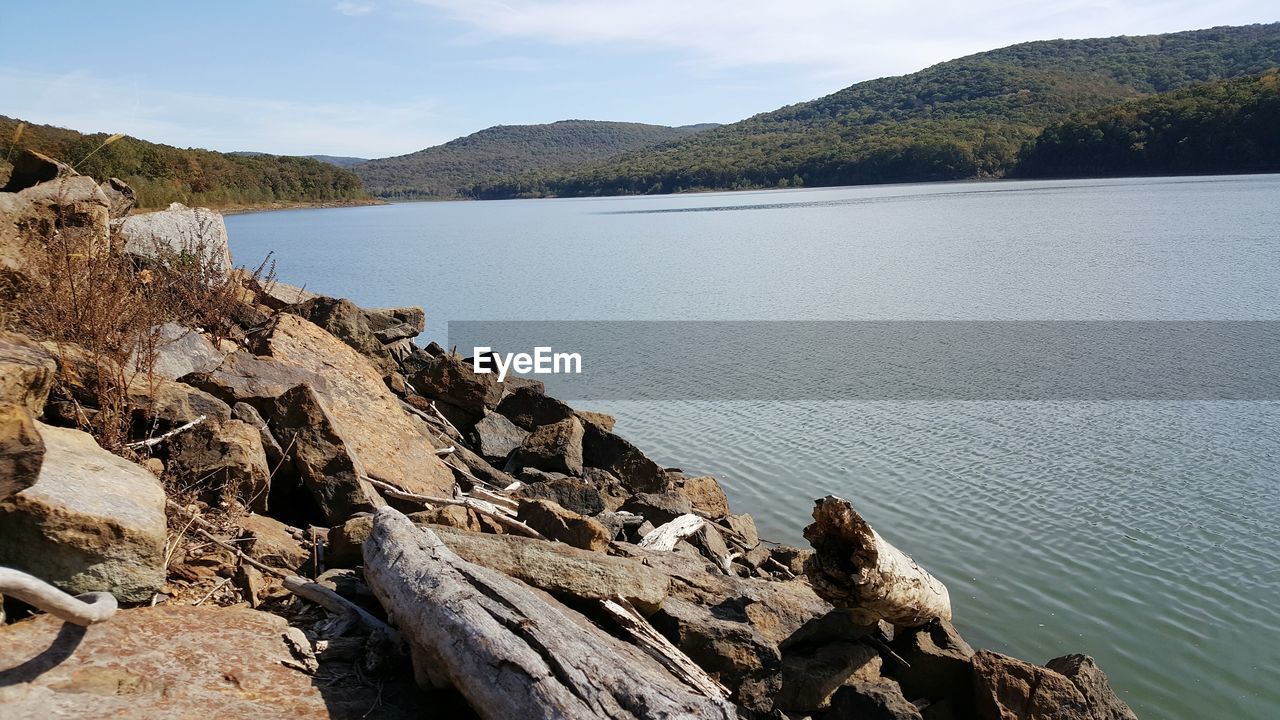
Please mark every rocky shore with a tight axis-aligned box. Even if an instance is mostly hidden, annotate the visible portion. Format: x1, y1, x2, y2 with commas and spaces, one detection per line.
0, 151, 1138, 719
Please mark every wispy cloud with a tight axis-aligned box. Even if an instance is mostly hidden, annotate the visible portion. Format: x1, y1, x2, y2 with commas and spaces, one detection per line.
0, 68, 442, 157
334, 1, 375, 17
414, 0, 1277, 80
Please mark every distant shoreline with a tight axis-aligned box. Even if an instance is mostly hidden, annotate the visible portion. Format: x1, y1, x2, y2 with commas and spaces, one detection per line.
216, 197, 388, 215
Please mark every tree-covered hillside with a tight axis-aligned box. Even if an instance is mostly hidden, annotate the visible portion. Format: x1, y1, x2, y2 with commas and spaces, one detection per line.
353, 120, 718, 199
1016, 70, 1280, 177
472, 23, 1280, 198
1, 117, 369, 209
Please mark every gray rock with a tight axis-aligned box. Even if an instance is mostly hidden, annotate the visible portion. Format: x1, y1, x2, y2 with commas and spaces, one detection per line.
289, 296, 394, 373
511, 416, 585, 476
231, 401, 285, 469
513, 475, 605, 516
472, 410, 529, 463
583, 466, 630, 511
114, 202, 232, 278
365, 306, 425, 337
1, 176, 111, 281
98, 177, 136, 217
725, 512, 759, 548
258, 280, 318, 309
517, 467, 570, 483
183, 350, 329, 407
412, 350, 505, 427
0, 423, 165, 602
142, 323, 224, 380
516, 498, 611, 552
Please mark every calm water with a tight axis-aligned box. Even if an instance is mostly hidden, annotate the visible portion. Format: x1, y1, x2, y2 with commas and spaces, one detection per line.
227, 176, 1280, 719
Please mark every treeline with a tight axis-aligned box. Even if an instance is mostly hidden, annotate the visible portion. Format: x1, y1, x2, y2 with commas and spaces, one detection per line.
1, 116, 368, 209
353, 120, 718, 200
470, 23, 1280, 198
1016, 70, 1280, 177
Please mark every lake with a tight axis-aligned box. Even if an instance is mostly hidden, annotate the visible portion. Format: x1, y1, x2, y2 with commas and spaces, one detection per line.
226, 176, 1280, 720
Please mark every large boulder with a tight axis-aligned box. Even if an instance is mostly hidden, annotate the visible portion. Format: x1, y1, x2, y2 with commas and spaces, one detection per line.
236, 513, 310, 573
431, 524, 670, 614
494, 385, 575, 430
113, 202, 232, 278
582, 423, 669, 493
1, 175, 111, 280
510, 416, 584, 476
677, 474, 731, 518
259, 313, 455, 499
971, 650, 1096, 720
621, 491, 693, 526
0, 333, 56, 500
512, 475, 606, 516
0, 149, 74, 192
165, 419, 270, 512
827, 681, 925, 720
143, 323, 224, 380
471, 409, 528, 463
0, 606, 351, 718
516, 498, 611, 552
290, 296, 394, 373
889, 618, 976, 714
182, 350, 329, 408
1045, 654, 1139, 720
777, 640, 884, 713
412, 350, 505, 426
0, 422, 165, 602
264, 384, 382, 523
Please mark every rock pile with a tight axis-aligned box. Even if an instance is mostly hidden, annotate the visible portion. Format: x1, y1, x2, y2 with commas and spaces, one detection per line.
0, 158, 1138, 719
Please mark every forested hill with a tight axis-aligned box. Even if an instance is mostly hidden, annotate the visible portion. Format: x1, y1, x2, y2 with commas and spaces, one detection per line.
1, 117, 369, 210
472, 23, 1280, 198
352, 120, 719, 199
1016, 70, 1280, 177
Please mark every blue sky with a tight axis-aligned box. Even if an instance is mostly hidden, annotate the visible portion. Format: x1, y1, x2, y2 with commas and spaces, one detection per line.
2, 1, 1275, 158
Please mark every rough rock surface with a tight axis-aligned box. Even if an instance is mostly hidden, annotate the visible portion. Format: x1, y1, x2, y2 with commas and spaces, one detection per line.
290, 296, 395, 373
777, 640, 884, 712
166, 419, 270, 511
890, 618, 976, 713
0, 333, 56, 500
828, 681, 925, 720
512, 475, 605, 516
1, 176, 111, 278
511, 416, 585, 476
678, 474, 731, 518
0, 423, 165, 602
237, 513, 310, 572
265, 384, 381, 523
0, 606, 344, 719
260, 313, 455, 498
144, 322, 224, 380
471, 410, 528, 463
0, 149, 75, 192
114, 202, 233, 277
1045, 654, 1139, 720
431, 525, 670, 614
183, 350, 328, 407
582, 423, 669, 493
621, 491, 693, 525
516, 498, 610, 551
972, 650, 1094, 720
413, 350, 505, 425
495, 385, 575, 430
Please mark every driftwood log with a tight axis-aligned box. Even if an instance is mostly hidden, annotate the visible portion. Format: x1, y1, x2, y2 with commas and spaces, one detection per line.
362, 506, 737, 720
803, 495, 952, 626
0, 566, 117, 626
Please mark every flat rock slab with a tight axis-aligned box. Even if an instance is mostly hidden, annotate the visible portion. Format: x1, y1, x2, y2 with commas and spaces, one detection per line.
0, 606, 335, 719
0, 423, 165, 602
262, 314, 455, 497
144, 322, 225, 380
114, 202, 232, 277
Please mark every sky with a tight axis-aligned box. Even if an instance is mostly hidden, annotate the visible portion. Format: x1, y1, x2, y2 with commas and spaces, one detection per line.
1, 1, 1275, 158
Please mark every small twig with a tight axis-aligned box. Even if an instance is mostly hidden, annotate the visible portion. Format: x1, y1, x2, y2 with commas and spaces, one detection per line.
363, 477, 545, 539
127, 414, 206, 449
193, 576, 233, 606
434, 445, 455, 456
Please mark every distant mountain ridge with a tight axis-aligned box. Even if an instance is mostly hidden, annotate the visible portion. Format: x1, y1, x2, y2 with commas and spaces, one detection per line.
351, 120, 720, 199
230, 151, 369, 168
466, 23, 1280, 198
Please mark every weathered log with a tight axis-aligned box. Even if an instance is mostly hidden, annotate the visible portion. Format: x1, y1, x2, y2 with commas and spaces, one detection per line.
638, 513, 705, 551
0, 566, 117, 626
803, 496, 951, 626
362, 506, 737, 720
